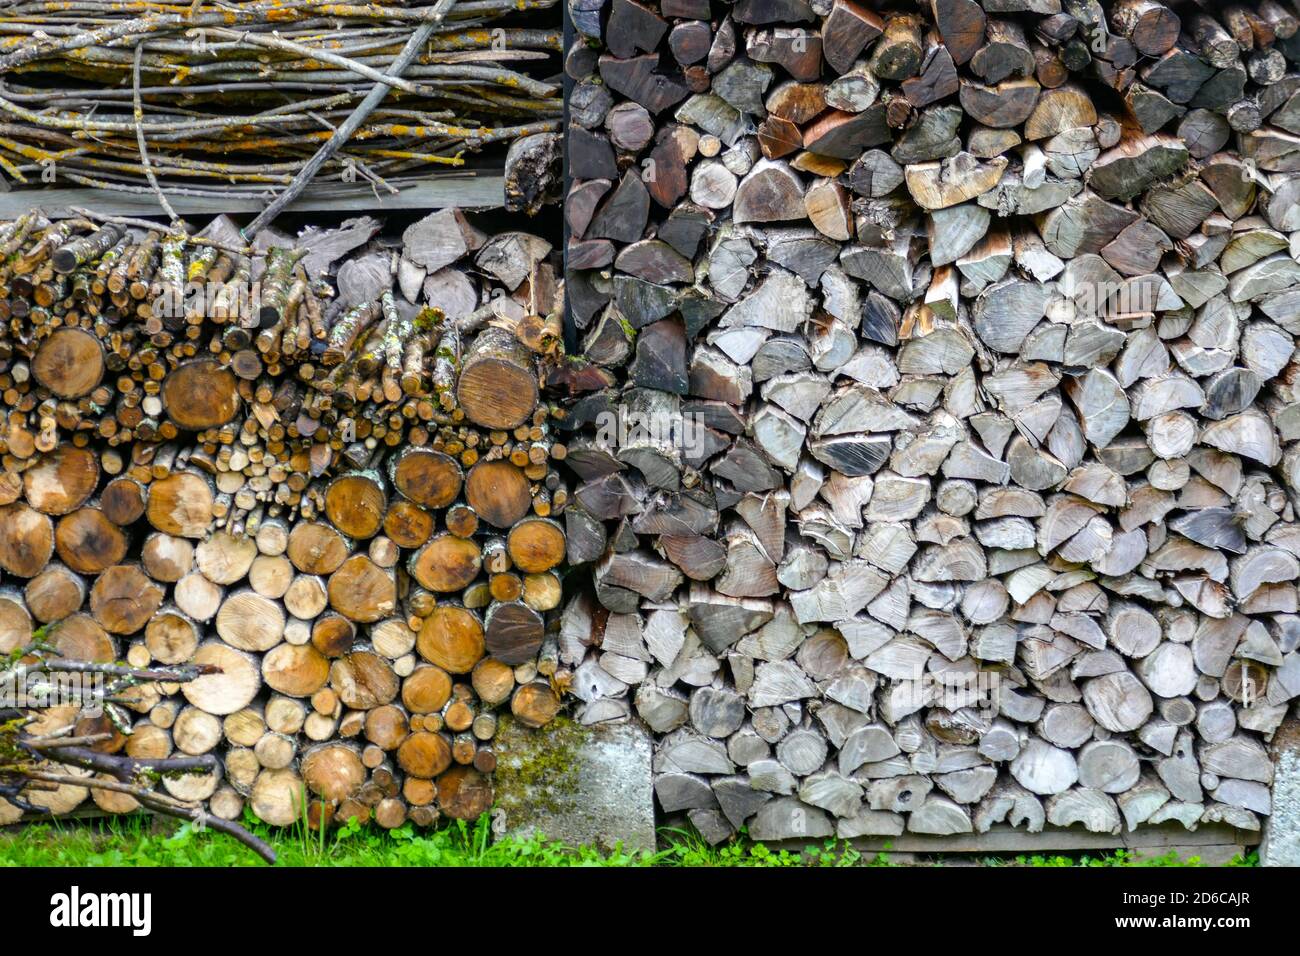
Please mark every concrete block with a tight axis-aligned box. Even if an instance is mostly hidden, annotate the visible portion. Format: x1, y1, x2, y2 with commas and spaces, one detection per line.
492, 714, 656, 853
1261, 715, 1300, 867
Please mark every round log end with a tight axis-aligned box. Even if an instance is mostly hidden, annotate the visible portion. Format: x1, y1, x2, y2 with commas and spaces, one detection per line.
32, 327, 104, 400
161, 360, 241, 431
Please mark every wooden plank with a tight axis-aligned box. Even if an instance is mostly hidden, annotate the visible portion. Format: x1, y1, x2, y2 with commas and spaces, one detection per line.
0, 174, 505, 220
766, 823, 1259, 856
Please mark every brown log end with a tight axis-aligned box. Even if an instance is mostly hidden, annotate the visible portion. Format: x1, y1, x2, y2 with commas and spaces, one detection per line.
262, 643, 331, 697
161, 359, 241, 430
302, 743, 366, 804
89, 564, 164, 634
327, 555, 397, 623
505, 516, 566, 573
436, 765, 493, 820
510, 680, 562, 728
32, 327, 105, 399
0, 502, 54, 577
402, 663, 453, 713
471, 657, 516, 707
416, 605, 485, 674
324, 473, 387, 540
465, 460, 532, 529
391, 449, 463, 509
100, 477, 146, 526
383, 501, 434, 549
409, 533, 482, 592
287, 521, 350, 575
55, 508, 128, 574
329, 649, 399, 709
397, 731, 452, 778
46, 612, 115, 662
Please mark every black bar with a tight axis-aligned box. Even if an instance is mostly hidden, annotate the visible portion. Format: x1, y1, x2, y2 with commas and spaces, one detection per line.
3, 863, 1275, 943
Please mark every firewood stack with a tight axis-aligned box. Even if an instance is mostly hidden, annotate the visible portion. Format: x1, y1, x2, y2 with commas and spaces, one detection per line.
0, 208, 569, 830
560, 0, 1300, 844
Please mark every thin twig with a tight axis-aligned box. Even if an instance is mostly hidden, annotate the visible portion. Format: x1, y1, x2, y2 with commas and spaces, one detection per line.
132, 42, 179, 226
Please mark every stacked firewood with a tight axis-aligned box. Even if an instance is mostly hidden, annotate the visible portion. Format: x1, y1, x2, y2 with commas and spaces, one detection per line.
561, 0, 1300, 843
0, 208, 569, 829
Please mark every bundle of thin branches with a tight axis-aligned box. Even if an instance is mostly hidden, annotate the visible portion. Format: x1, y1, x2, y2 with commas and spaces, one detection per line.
1, 635, 277, 861
0, 0, 561, 198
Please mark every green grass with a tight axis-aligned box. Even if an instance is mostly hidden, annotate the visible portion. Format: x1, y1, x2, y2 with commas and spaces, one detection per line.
0, 814, 869, 867
0, 814, 1258, 867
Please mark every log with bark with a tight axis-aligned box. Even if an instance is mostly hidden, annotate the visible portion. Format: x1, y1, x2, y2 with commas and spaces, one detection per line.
562, 0, 1300, 844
